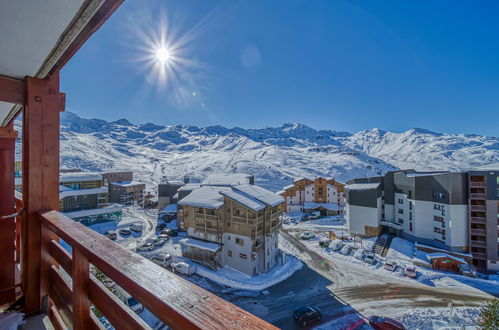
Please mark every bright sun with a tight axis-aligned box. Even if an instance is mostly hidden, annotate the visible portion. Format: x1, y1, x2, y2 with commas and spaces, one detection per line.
156, 47, 172, 63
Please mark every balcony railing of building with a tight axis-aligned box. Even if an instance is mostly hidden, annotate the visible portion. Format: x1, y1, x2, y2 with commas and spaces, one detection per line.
470, 240, 487, 248
470, 228, 487, 236
470, 216, 487, 223
470, 181, 487, 188
470, 193, 487, 200
193, 212, 219, 222
38, 209, 274, 329
470, 205, 487, 212
471, 252, 487, 260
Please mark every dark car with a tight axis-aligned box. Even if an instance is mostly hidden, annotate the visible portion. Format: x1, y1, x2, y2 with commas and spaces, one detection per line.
293, 305, 322, 326
156, 223, 166, 232
118, 228, 131, 236
167, 229, 178, 237
369, 316, 405, 330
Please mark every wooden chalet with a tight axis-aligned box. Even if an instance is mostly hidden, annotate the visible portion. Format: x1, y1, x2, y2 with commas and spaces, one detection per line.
0, 1, 274, 328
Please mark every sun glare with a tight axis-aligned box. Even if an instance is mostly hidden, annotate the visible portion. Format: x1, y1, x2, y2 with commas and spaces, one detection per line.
156, 46, 172, 63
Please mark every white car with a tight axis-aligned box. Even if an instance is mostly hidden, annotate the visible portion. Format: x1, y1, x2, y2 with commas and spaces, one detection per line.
172, 261, 196, 276
354, 249, 365, 260
136, 241, 154, 251
383, 260, 397, 271
300, 231, 315, 240
404, 265, 417, 278
364, 252, 376, 265
130, 224, 144, 233
150, 253, 173, 268
340, 245, 352, 255
330, 239, 344, 251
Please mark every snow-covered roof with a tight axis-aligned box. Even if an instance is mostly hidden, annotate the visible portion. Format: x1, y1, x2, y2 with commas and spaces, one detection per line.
203, 173, 253, 186
276, 190, 285, 195
165, 180, 184, 185
160, 204, 177, 213
110, 181, 145, 187
178, 186, 228, 209
303, 202, 340, 211
178, 183, 201, 192
60, 187, 108, 199
345, 183, 380, 190
62, 204, 122, 219
405, 171, 448, 177
60, 172, 102, 183
220, 189, 265, 211
180, 237, 222, 253
427, 252, 466, 264
283, 184, 295, 190
414, 242, 472, 257
293, 177, 314, 183
232, 184, 284, 207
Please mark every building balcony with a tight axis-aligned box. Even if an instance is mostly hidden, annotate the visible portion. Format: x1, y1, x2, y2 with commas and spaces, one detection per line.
470, 205, 487, 212
470, 240, 487, 248
471, 252, 487, 260
470, 228, 487, 236
8, 209, 271, 329
470, 193, 487, 200
470, 216, 487, 224
470, 181, 486, 188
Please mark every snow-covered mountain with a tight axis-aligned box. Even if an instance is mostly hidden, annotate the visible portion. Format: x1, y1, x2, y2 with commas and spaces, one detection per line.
50, 112, 498, 191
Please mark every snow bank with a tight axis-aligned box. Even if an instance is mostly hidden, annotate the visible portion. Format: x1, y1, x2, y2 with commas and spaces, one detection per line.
194, 254, 302, 291
393, 307, 480, 330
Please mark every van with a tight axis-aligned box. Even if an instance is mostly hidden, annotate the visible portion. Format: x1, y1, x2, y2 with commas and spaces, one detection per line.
172, 261, 196, 276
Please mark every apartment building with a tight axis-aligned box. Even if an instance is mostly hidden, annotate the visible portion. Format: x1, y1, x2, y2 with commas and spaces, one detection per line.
158, 180, 184, 210
109, 181, 146, 206
278, 177, 345, 215
346, 169, 499, 272
467, 170, 499, 272
59, 172, 122, 225
101, 171, 133, 185
178, 184, 284, 276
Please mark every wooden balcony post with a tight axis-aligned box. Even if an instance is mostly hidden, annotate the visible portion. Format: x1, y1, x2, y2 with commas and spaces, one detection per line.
0, 123, 17, 305
22, 74, 63, 313
72, 249, 91, 328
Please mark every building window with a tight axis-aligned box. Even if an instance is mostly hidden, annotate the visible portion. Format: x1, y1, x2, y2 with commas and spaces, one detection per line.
409, 212, 412, 221
398, 199, 403, 204
398, 209, 403, 214
398, 218, 403, 224
235, 238, 244, 246
240, 253, 247, 259
433, 192, 446, 199
228, 250, 232, 257
409, 222, 412, 231
409, 203, 412, 210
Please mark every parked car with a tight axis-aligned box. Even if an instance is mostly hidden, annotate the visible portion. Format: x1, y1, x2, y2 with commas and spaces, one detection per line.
300, 231, 315, 240
136, 241, 154, 252
330, 239, 344, 251
354, 249, 365, 260
340, 245, 352, 255
156, 223, 166, 232
118, 228, 131, 236
293, 305, 322, 326
384, 260, 397, 271
364, 252, 376, 265
104, 230, 117, 240
404, 265, 417, 278
172, 261, 196, 275
115, 288, 144, 314
369, 316, 405, 330
147, 236, 166, 247
166, 229, 178, 237
459, 264, 477, 278
130, 224, 144, 233
150, 253, 173, 268
158, 230, 170, 239
319, 238, 331, 248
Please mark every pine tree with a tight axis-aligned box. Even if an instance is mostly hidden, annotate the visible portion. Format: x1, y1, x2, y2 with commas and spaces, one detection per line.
477, 298, 499, 330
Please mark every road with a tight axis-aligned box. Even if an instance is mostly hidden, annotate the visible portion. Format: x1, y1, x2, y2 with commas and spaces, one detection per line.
204, 230, 494, 329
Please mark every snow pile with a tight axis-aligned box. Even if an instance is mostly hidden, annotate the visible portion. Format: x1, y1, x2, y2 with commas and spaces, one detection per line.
194, 254, 303, 291
393, 307, 480, 329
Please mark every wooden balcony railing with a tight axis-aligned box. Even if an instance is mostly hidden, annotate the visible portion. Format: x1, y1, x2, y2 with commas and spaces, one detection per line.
39, 210, 275, 329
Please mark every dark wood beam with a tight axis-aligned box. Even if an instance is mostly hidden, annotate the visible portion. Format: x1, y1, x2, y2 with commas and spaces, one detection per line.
0, 75, 24, 105
22, 74, 62, 312
46, 0, 125, 79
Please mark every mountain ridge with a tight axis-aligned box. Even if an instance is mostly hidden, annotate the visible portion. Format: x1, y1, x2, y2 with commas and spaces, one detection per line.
52, 111, 499, 191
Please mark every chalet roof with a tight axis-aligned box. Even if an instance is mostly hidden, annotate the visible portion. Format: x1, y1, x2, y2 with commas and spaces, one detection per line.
303, 202, 340, 211
178, 186, 228, 209
180, 237, 222, 253
178, 183, 201, 192
220, 189, 265, 212
232, 184, 284, 207
427, 252, 466, 264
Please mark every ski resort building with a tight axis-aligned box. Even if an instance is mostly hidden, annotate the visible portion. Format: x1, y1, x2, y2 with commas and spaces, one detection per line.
59, 172, 122, 225
278, 177, 346, 215
345, 170, 499, 272
178, 184, 284, 275
109, 181, 146, 206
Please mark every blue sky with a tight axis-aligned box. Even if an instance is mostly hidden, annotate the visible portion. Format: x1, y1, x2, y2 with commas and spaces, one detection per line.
62, 0, 499, 136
